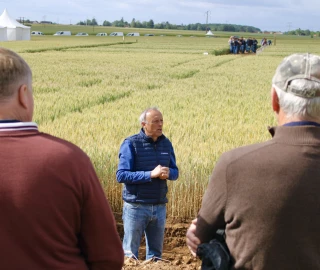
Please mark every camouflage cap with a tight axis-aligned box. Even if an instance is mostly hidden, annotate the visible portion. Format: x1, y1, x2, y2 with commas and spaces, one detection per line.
272, 53, 320, 98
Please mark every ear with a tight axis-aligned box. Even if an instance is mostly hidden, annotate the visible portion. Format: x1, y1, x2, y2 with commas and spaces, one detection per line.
18, 84, 29, 109
271, 87, 280, 114
141, 121, 146, 129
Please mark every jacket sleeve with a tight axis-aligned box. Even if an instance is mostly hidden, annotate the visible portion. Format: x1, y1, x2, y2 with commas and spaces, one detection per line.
116, 139, 152, 184
168, 143, 179, 181
79, 158, 124, 270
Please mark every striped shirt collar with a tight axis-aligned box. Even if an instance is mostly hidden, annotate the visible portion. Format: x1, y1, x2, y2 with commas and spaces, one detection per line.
0, 120, 38, 132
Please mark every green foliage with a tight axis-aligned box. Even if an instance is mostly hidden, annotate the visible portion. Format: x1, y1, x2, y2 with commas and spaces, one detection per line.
73, 16, 261, 32
211, 47, 231, 56
77, 18, 98, 26
102, 20, 112, 26
112, 17, 126, 27
285, 28, 319, 36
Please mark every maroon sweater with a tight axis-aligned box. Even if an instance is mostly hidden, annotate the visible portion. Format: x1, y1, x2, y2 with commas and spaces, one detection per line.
197, 126, 320, 269
0, 122, 123, 270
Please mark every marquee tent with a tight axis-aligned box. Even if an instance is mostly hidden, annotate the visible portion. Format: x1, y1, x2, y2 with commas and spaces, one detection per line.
205, 30, 214, 36
0, 26, 7, 41
0, 9, 30, 41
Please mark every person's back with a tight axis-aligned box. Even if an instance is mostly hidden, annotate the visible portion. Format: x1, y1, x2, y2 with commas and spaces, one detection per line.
187, 53, 320, 269
0, 129, 123, 269
213, 127, 320, 269
0, 48, 124, 270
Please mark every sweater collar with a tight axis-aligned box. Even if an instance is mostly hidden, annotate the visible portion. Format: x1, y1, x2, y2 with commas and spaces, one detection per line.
0, 120, 38, 132
268, 125, 320, 145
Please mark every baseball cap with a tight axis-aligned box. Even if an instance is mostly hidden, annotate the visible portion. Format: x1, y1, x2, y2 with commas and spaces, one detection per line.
272, 53, 320, 98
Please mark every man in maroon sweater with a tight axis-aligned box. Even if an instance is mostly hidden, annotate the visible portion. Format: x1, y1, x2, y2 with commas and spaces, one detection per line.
187, 53, 320, 269
0, 49, 124, 269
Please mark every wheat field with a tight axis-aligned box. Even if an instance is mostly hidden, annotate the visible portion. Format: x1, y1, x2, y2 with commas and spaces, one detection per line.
2, 33, 320, 218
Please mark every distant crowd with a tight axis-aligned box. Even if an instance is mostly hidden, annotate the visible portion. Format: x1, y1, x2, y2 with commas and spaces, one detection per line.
228, 36, 272, 54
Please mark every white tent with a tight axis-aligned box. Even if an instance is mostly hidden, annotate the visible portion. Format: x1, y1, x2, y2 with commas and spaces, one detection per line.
205, 30, 214, 36
0, 26, 7, 41
0, 9, 30, 41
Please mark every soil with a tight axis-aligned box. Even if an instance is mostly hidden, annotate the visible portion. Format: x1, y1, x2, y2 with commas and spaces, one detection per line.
114, 213, 202, 270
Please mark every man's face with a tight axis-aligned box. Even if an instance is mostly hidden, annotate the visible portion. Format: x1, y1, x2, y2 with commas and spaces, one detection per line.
142, 110, 163, 141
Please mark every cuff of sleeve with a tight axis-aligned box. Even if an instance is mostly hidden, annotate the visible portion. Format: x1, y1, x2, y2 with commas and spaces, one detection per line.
145, 171, 152, 182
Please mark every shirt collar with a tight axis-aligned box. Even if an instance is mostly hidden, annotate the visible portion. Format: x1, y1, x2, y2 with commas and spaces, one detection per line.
0, 120, 21, 123
283, 121, 320, 127
0, 120, 38, 132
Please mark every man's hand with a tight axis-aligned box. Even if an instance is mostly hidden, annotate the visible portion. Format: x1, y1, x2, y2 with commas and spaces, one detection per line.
151, 165, 169, 180
151, 165, 162, 178
186, 218, 200, 257
159, 166, 169, 180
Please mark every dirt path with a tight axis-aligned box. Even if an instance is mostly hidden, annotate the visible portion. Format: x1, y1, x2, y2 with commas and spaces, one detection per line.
114, 213, 202, 269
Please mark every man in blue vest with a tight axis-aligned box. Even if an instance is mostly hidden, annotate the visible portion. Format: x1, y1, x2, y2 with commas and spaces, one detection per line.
116, 107, 179, 260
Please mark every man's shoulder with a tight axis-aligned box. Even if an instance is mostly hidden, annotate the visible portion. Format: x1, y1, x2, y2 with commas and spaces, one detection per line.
161, 135, 173, 144
38, 132, 89, 160
220, 139, 275, 165
126, 133, 140, 140
123, 133, 142, 145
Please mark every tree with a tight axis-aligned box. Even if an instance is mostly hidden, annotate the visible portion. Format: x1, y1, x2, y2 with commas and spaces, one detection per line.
131, 18, 136, 28
91, 18, 98, 26
155, 22, 165, 29
135, 20, 143, 28
296, 28, 302, 35
120, 17, 124, 27
147, 19, 154, 29
103, 20, 111, 26
113, 17, 125, 27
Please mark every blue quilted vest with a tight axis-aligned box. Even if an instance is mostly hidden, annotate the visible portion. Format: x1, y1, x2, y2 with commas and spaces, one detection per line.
123, 129, 172, 204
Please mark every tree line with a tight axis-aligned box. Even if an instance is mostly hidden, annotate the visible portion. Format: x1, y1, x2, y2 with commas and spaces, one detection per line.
76, 17, 261, 33
284, 28, 320, 37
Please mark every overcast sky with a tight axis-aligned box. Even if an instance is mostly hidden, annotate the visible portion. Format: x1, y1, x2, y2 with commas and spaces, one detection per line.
1, 0, 319, 32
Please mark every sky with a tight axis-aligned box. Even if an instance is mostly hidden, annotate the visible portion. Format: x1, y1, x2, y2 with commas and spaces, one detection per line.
1, 0, 319, 32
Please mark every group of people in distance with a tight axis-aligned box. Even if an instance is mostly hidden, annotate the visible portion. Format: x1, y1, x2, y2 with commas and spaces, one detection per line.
1, 45, 320, 270
228, 36, 272, 54
261, 37, 272, 46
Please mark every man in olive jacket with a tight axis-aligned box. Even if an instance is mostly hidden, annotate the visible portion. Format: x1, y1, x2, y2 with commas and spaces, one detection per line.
187, 53, 320, 269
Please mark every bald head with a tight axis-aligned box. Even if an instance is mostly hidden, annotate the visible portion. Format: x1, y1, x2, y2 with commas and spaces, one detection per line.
0, 47, 32, 100
0, 48, 34, 122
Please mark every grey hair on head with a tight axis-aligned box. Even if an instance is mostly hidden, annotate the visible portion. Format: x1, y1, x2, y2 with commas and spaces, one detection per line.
139, 107, 160, 123
273, 79, 320, 121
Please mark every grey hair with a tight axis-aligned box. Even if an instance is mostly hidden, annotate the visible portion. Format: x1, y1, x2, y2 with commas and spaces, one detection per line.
273, 79, 320, 121
139, 107, 160, 123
